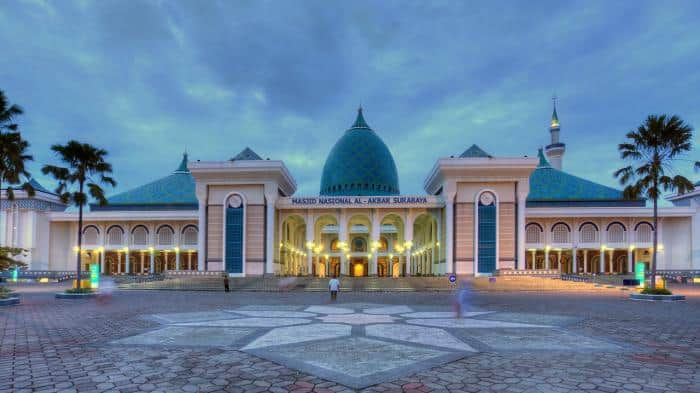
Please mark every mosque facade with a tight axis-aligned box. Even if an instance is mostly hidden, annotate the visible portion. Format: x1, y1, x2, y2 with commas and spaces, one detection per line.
2, 107, 699, 277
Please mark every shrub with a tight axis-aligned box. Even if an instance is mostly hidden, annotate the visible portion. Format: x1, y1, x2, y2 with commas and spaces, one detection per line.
0, 286, 15, 299
641, 287, 672, 295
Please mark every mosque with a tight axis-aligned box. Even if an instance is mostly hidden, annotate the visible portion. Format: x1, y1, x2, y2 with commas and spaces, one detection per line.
2, 106, 699, 277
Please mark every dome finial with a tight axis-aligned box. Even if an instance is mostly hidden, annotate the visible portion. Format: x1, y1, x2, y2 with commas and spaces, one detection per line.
351, 106, 370, 129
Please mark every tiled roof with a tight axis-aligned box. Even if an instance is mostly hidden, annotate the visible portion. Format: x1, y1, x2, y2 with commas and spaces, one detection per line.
527, 149, 644, 207
459, 144, 492, 158
9, 178, 55, 195
91, 153, 197, 211
231, 147, 263, 161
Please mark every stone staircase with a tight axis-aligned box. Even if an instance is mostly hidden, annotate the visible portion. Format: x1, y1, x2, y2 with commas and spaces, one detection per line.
117, 275, 456, 292
472, 275, 631, 292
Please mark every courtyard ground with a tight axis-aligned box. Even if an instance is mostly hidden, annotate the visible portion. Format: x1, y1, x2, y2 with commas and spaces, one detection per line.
1, 283, 699, 393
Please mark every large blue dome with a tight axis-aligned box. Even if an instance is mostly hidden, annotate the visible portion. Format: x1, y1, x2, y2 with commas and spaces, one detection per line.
320, 108, 400, 196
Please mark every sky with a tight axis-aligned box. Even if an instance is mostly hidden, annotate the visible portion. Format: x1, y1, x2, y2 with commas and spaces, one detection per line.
1, 0, 700, 198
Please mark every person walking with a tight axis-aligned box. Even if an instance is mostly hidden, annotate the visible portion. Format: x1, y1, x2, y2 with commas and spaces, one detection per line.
329, 276, 340, 302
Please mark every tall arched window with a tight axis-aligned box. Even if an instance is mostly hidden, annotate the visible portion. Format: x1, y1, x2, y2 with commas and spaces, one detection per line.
579, 223, 599, 243
157, 226, 174, 246
352, 237, 366, 252
635, 222, 653, 243
525, 224, 542, 244
83, 226, 99, 245
182, 225, 197, 245
477, 191, 497, 274
106, 226, 124, 246
225, 194, 245, 274
131, 226, 149, 246
607, 222, 626, 243
551, 223, 570, 244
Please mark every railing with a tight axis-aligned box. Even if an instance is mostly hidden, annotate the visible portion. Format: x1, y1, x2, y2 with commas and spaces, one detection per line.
560, 274, 594, 283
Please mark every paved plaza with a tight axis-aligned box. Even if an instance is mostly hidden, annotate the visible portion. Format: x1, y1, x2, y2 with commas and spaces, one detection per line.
1, 284, 699, 392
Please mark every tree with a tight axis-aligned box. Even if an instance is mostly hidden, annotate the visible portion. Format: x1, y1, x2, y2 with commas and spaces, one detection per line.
42, 141, 116, 288
0, 90, 35, 245
614, 114, 699, 289
0, 247, 27, 271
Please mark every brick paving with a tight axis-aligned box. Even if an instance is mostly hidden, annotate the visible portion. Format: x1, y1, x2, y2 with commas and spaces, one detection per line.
1, 283, 699, 393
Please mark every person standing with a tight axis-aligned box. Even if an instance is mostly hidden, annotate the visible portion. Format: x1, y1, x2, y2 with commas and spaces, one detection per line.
328, 276, 340, 301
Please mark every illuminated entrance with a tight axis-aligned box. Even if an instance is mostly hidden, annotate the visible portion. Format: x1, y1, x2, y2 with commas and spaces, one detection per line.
351, 258, 367, 277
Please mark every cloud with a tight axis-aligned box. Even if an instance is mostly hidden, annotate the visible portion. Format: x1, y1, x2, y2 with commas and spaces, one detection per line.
0, 0, 698, 198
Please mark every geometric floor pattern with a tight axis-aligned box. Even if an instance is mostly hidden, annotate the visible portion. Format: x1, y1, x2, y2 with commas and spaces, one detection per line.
112, 302, 627, 389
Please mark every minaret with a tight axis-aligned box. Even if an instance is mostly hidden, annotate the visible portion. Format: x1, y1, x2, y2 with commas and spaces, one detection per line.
544, 96, 565, 170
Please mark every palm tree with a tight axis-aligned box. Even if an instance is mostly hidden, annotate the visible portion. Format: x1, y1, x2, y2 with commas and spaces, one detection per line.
42, 141, 116, 289
0, 90, 34, 247
614, 114, 699, 289
0, 89, 23, 132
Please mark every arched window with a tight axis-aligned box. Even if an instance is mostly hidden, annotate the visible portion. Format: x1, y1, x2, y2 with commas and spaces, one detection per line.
551, 223, 570, 244
157, 226, 174, 246
525, 224, 542, 243
352, 237, 366, 252
106, 226, 124, 246
635, 222, 653, 243
83, 226, 99, 245
579, 223, 599, 243
182, 225, 197, 245
477, 191, 497, 274
131, 226, 149, 246
607, 222, 626, 243
330, 238, 340, 252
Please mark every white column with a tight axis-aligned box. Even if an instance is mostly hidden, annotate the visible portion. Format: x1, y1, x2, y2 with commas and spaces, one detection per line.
125, 250, 130, 274
264, 186, 278, 275
140, 253, 145, 274
197, 198, 206, 271
583, 250, 588, 273
445, 191, 455, 275
627, 248, 633, 274
572, 248, 577, 274
609, 249, 615, 273
370, 210, 379, 276
188, 252, 192, 270
404, 209, 414, 276
306, 212, 313, 275
339, 210, 348, 275
516, 189, 527, 270
175, 250, 180, 271
100, 250, 105, 273
599, 249, 605, 273
530, 249, 536, 269
544, 248, 550, 270
557, 250, 562, 272
117, 253, 122, 274
150, 250, 155, 274
0, 210, 6, 246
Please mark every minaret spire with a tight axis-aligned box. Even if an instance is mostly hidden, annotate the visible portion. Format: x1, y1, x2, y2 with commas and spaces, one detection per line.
544, 95, 566, 170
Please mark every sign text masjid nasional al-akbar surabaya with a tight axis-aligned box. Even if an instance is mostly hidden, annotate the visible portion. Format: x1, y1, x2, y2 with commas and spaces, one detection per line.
290, 196, 429, 205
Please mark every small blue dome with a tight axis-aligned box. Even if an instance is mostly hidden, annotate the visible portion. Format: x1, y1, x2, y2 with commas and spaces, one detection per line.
320, 108, 400, 196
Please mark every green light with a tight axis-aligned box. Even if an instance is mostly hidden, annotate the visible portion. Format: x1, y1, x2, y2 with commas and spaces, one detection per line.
90, 263, 100, 289
635, 262, 645, 288
12, 267, 18, 282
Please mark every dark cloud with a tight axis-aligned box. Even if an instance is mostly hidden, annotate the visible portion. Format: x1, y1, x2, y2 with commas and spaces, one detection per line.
0, 0, 698, 197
